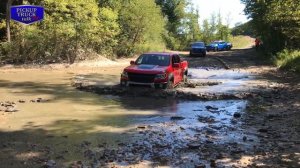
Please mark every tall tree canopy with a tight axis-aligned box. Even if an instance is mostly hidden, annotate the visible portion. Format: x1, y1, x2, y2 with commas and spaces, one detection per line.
0, 0, 235, 64
242, 0, 300, 52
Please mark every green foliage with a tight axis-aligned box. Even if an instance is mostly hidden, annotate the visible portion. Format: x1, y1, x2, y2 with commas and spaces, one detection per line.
229, 36, 254, 49
117, 0, 165, 56
0, 0, 241, 64
155, 1, 232, 50
0, 0, 120, 63
231, 21, 255, 36
180, 6, 202, 49
242, 0, 300, 73
274, 50, 300, 73
201, 13, 231, 45
156, 0, 186, 34
242, 0, 300, 52
201, 19, 213, 44
97, 7, 120, 55
155, 0, 188, 50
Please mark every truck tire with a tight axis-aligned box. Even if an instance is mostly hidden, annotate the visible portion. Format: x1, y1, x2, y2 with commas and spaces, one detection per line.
163, 78, 174, 89
183, 74, 188, 83
120, 80, 127, 87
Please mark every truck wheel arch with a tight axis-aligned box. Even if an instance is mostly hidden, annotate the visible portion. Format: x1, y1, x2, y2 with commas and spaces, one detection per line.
168, 73, 174, 82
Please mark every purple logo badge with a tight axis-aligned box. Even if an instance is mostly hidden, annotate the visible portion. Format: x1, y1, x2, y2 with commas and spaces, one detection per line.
11, 5, 44, 25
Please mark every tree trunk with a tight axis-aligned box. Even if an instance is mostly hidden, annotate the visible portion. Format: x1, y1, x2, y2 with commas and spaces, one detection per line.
6, 0, 14, 43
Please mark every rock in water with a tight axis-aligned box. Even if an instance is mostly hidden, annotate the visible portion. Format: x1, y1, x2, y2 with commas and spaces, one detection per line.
18, 100, 26, 103
5, 107, 18, 112
170, 116, 185, 120
45, 160, 56, 168
258, 128, 268, 133
137, 125, 147, 129
187, 142, 201, 149
233, 112, 241, 118
206, 106, 219, 111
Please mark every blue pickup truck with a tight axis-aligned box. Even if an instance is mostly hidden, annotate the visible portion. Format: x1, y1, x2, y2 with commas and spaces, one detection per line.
189, 42, 207, 57
206, 41, 232, 52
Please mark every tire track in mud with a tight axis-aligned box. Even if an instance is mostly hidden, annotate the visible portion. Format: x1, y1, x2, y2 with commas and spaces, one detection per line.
213, 57, 231, 69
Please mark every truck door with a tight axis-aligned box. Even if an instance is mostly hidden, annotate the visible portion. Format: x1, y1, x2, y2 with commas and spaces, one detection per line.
172, 55, 181, 84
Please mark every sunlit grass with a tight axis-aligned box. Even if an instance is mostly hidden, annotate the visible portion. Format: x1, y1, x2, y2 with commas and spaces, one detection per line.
230, 36, 254, 49
274, 49, 300, 73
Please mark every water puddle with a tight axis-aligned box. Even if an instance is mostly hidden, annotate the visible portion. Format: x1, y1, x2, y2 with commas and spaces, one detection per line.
0, 69, 259, 167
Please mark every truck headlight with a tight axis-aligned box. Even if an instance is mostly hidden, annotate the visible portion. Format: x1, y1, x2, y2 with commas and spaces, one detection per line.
155, 73, 167, 80
121, 71, 128, 78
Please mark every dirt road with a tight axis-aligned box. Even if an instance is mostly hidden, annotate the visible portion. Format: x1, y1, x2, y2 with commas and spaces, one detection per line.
0, 48, 299, 168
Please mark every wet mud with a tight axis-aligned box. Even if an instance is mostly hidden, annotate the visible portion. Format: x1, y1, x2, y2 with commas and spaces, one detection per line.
1, 49, 299, 168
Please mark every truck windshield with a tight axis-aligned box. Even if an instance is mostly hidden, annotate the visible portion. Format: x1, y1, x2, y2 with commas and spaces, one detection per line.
191, 43, 204, 47
136, 54, 170, 66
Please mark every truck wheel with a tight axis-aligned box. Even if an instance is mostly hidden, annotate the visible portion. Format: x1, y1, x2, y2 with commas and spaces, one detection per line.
120, 80, 127, 87
163, 79, 174, 89
183, 74, 188, 83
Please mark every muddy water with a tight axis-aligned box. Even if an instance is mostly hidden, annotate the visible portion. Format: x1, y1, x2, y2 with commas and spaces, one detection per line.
0, 69, 135, 167
0, 68, 257, 167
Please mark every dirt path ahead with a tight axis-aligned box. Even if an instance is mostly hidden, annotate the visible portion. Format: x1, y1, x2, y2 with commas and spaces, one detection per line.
0, 48, 299, 168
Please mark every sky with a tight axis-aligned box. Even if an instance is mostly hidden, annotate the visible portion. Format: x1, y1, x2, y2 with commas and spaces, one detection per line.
191, 0, 249, 27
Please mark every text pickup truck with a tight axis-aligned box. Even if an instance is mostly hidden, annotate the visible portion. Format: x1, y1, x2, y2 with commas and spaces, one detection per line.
120, 52, 188, 89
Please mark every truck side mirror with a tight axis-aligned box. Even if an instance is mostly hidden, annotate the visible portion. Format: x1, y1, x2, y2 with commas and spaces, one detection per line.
130, 61, 135, 65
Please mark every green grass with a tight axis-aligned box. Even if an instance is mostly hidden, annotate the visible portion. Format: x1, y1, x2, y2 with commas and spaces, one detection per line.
274, 49, 300, 73
229, 35, 254, 49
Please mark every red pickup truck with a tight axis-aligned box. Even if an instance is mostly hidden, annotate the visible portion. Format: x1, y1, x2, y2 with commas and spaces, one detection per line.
120, 52, 188, 89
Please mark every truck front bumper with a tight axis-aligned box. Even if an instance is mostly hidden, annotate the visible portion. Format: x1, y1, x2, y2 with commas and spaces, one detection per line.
121, 80, 168, 88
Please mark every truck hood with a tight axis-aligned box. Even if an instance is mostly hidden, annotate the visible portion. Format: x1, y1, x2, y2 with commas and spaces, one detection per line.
191, 46, 205, 49
208, 43, 218, 47
124, 64, 168, 74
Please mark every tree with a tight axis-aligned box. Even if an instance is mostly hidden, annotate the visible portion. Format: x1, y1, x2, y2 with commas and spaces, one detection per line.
215, 12, 230, 41
231, 21, 255, 36
117, 0, 165, 56
241, 0, 300, 52
155, 0, 188, 50
186, 7, 201, 42
6, 0, 14, 42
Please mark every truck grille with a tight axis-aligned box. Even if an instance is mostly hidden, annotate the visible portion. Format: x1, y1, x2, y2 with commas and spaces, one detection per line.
192, 48, 204, 52
128, 73, 156, 83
